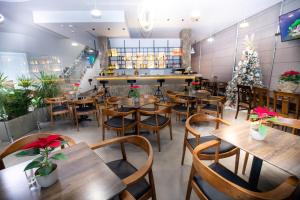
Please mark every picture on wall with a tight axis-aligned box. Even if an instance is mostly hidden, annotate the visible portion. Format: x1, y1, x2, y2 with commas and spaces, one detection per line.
279, 8, 300, 42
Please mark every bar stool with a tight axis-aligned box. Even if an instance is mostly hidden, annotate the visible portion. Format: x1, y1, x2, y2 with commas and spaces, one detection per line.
184, 79, 193, 91
154, 79, 165, 101
99, 80, 111, 98
127, 79, 137, 97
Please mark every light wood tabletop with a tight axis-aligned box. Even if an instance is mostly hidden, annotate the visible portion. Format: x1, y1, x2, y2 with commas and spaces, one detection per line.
211, 122, 300, 177
0, 142, 126, 200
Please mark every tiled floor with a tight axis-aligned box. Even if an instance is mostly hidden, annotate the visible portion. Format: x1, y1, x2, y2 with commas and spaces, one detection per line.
1, 109, 293, 200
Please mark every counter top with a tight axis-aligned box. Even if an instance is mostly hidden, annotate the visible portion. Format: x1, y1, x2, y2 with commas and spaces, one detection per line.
95, 74, 197, 81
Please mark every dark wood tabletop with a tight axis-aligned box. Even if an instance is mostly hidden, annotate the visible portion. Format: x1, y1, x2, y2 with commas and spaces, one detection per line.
179, 90, 211, 99
0, 142, 126, 200
210, 122, 300, 177
117, 96, 157, 109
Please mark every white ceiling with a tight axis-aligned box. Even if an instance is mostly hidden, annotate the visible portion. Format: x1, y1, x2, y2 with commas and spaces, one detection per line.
0, 0, 282, 42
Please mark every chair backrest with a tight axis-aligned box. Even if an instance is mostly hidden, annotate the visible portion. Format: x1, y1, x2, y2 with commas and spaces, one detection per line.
191, 140, 299, 200
252, 87, 270, 108
90, 135, 153, 187
106, 96, 120, 107
186, 113, 230, 135
0, 133, 76, 170
73, 97, 96, 106
273, 91, 300, 118
237, 85, 253, 105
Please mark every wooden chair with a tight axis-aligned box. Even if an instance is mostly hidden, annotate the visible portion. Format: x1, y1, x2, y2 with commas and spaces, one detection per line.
106, 96, 136, 113
186, 140, 299, 200
138, 106, 172, 152
0, 133, 76, 170
253, 87, 270, 108
273, 91, 300, 118
101, 108, 137, 140
235, 85, 253, 120
216, 82, 227, 96
44, 97, 72, 125
181, 113, 240, 175
73, 98, 100, 131
197, 96, 224, 118
172, 95, 196, 122
90, 135, 156, 200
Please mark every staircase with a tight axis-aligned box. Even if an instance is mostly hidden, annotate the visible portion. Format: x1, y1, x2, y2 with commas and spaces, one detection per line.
61, 47, 99, 96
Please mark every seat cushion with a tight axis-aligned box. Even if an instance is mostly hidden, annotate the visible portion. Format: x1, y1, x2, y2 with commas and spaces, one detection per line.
141, 115, 169, 126
118, 107, 135, 112
105, 116, 135, 128
172, 104, 188, 112
107, 159, 150, 199
187, 135, 235, 154
202, 104, 218, 111
52, 105, 68, 112
76, 105, 96, 112
194, 163, 258, 200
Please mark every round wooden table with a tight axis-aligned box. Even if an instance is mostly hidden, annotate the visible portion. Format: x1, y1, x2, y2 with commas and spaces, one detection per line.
115, 95, 158, 109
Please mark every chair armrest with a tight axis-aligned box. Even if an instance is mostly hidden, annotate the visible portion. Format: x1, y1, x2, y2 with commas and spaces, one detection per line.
120, 190, 135, 200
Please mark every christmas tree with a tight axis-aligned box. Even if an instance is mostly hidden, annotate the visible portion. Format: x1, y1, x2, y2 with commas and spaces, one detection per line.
225, 34, 263, 107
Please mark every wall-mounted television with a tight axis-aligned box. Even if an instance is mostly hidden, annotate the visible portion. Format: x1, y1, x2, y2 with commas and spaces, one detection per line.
279, 8, 300, 42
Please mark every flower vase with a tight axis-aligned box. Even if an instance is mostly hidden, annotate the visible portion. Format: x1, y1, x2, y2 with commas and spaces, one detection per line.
133, 97, 139, 103
277, 81, 298, 93
250, 122, 267, 141
35, 164, 58, 188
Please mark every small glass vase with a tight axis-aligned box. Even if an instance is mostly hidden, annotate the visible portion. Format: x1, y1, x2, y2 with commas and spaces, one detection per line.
250, 121, 267, 141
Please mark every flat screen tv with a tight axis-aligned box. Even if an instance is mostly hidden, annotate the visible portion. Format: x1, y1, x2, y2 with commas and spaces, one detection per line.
279, 8, 300, 42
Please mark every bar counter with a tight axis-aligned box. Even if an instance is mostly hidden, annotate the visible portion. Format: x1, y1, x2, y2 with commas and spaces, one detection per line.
95, 74, 198, 96
95, 74, 196, 81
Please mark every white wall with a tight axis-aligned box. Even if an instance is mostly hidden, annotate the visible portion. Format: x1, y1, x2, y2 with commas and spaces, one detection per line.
0, 52, 30, 82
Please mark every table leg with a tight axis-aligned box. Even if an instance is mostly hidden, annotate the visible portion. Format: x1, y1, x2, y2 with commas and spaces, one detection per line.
249, 156, 263, 189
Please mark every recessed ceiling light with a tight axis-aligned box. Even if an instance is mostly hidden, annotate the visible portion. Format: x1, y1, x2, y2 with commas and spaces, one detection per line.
207, 37, 214, 42
190, 10, 200, 21
71, 42, 79, 46
91, 9, 102, 18
68, 24, 73, 28
107, 27, 111, 31
239, 20, 249, 28
122, 28, 126, 30
181, 18, 184, 22
71, 30, 75, 33
0, 14, 5, 23
92, 28, 96, 31
167, 18, 170, 21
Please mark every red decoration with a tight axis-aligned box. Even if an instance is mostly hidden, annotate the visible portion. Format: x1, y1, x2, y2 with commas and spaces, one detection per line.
252, 106, 278, 119
22, 134, 63, 149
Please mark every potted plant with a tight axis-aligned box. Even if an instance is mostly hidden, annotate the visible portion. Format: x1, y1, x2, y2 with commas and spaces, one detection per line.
128, 85, 140, 102
277, 70, 300, 93
16, 134, 68, 187
191, 81, 200, 93
249, 107, 278, 140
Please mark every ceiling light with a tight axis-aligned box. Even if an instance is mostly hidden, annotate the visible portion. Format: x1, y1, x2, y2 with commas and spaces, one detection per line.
91, 9, 102, 18
0, 14, 5, 23
71, 42, 79, 47
138, 0, 154, 33
190, 10, 200, 21
240, 20, 249, 28
207, 37, 214, 42
68, 24, 73, 28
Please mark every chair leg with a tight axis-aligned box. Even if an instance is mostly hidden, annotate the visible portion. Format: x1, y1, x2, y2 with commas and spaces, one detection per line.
156, 131, 161, 152
247, 108, 251, 120
95, 112, 100, 127
102, 126, 105, 141
181, 141, 186, 165
51, 115, 54, 126
75, 115, 79, 131
235, 105, 240, 119
242, 152, 249, 174
149, 169, 157, 200
169, 122, 173, 140
186, 166, 195, 200
234, 149, 240, 174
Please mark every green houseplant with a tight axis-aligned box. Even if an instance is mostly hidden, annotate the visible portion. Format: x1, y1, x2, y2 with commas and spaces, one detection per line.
16, 134, 68, 187
0, 73, 8, 120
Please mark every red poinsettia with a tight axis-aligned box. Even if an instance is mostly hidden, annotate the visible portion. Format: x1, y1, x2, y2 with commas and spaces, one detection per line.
191, 81, 200, 85
73, 82, 80, 87
282, 70, 300, 76
130, 85, 140, 89
252, 106, 278, 119
22, 134, 63, 149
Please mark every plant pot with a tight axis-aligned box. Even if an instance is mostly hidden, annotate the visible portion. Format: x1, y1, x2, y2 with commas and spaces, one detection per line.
250, 128, 267, 140
35, 164, 58, 188
277, 81, 298, 93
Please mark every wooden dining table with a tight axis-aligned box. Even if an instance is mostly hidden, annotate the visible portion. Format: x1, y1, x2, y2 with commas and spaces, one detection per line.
210, 122, 300, 189
0, 143, 126, 200
115, 95, 157, 109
